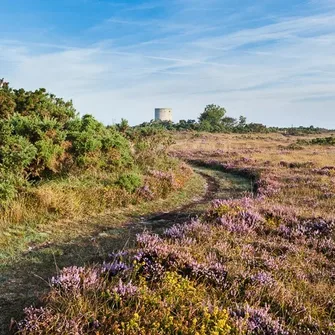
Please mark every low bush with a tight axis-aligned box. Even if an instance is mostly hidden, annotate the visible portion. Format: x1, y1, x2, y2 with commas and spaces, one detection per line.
116, 173, 142, 193
0, 84, 136, 203
297, 136, 335, 146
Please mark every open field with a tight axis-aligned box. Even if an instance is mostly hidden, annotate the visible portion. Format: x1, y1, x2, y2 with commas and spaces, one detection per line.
172, 132, 335, 218
9, 131, 335, 334
0, 171, 207, 333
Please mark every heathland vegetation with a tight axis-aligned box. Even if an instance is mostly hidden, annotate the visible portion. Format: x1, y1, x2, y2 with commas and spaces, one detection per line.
15, 131, 335, 335
1, 83, 335, 334
0, 83, 193, 262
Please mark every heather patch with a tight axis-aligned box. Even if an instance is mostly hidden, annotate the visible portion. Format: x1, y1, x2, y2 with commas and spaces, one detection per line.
50, 266, 101, 293
313, 166, 335, 176
14, 132, 335, 334
206, 198, 265, 234
230, 305, 289, 335
134, 231, 228, 287
17, 272, 233, 335
164, 218, 209, 240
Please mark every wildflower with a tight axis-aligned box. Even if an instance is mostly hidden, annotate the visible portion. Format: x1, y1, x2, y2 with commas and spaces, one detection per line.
108, 250, 129, 260
184, 261, 227, 287
137, 184, 154, 200
102, 261, 131, 277
17, 307, 52, 333
136, 232, 162, 248
50, 266, 100, 292
113, 279, 138, 298
164, 218, 207, 240
251, 271, 275, 286
255, 177, 280, 198
231, 305, 289, 335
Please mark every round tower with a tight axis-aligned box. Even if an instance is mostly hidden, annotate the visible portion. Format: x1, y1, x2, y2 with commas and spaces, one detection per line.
155, 108, 172, 122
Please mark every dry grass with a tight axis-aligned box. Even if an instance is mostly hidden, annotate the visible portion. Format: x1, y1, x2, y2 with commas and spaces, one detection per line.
171, 132, 335, 218
11, 131, 335, 335
0, 163, 194, 263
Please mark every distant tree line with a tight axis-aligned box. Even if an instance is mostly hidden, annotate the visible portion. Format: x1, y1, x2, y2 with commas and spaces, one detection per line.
131, 104, 332, 135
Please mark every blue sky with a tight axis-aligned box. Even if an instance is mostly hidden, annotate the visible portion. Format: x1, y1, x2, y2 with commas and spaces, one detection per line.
1, 0, 335, 127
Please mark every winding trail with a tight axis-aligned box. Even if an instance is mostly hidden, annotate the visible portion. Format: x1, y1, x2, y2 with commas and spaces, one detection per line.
0, 164, 251, 334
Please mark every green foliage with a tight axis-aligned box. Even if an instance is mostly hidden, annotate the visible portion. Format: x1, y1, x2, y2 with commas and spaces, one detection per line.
116, 118, 130, 133
243, 122, 268, 133
298, 136, 335, 146
66, 114, 133, 170
0, 89, 16, 119
0, 135, 37, 173
133, 106, 333, 135
199, 104, 226, 131
238, 115, 247, 127
0, 170, 18, 203
221, 116, 237, 130
175, 119, 198, 131
116, 172, 142, 193
282, 125, 331, 136
0, 82, 134, 203
199, 119, 213, 132
13, 88, 76, 123
134, 105, 272, 134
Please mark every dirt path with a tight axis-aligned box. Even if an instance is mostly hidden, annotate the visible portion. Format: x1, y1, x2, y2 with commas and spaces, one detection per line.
0, 165, 251, 334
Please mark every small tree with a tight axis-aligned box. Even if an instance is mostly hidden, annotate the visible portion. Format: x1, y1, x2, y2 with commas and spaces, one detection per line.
116, 118, 129, 133
199, 104, 226, 131
221, 116, 237, 131
238, 116, 247, 127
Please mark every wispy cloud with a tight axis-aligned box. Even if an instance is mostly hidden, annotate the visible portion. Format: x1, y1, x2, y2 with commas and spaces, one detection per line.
1, 0, 335, 127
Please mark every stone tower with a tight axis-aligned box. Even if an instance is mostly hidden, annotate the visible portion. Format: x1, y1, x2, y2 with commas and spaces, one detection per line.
155, 108, 173, 122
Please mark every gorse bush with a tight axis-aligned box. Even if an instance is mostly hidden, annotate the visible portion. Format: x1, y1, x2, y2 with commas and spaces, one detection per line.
0, 83, 134, 202
116, 173, 142, 193
0, 81, 194, 262
66, 114, 133, 170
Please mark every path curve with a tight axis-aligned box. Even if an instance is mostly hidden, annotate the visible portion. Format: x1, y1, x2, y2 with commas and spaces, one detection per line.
0, 164, 251, 334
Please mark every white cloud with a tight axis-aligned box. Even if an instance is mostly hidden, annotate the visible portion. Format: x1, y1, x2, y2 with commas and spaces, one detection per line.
1, 1, 335, 128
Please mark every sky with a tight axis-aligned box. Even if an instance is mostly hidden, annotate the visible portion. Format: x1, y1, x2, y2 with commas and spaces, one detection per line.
1, 0, 335, 127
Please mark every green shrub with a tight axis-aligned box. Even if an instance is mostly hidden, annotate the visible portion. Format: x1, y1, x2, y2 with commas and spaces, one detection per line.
0, 81, 188, 223
66, 115, 134, 170
0, 136, 37, 174
0, 89, 16, 119
310, 136, 335, 145
0, 83, 137, 206
116, 173, 142, 193
297, 137, 335, 146
13, 88, 76, 123
0, 171, 17, 203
